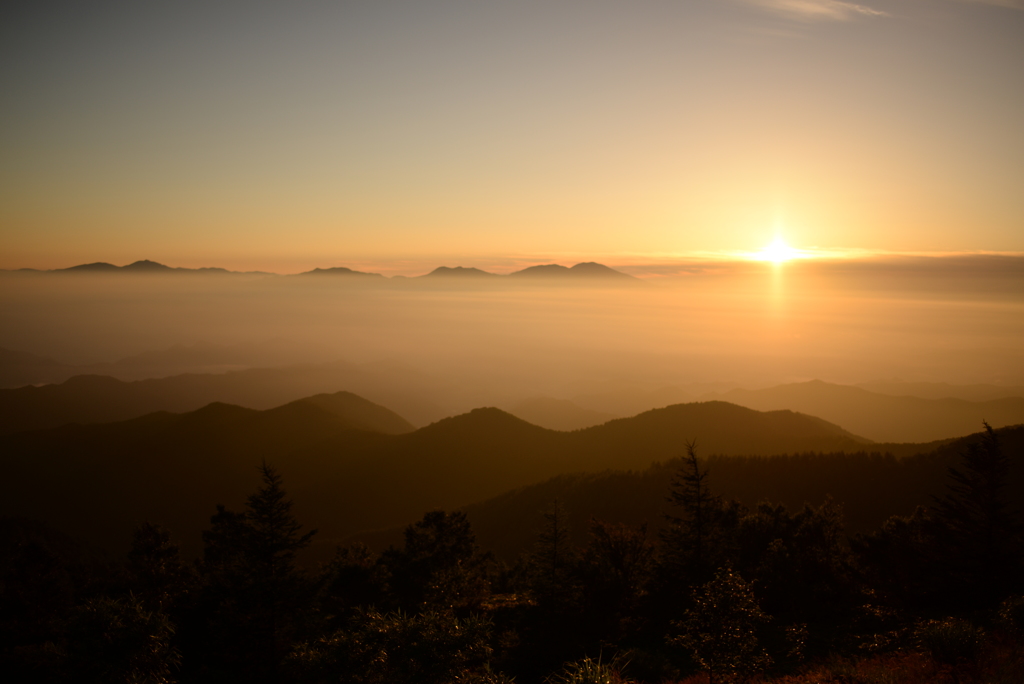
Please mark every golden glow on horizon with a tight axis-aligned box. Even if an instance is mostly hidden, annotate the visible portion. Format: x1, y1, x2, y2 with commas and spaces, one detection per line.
754, 237, 800, 263
1, 2, 1022, 269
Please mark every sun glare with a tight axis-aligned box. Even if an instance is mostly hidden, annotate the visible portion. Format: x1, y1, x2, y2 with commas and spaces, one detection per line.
758, 237, 799, 263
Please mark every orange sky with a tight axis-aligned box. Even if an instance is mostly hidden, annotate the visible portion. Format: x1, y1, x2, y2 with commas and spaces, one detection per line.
2, 1, 1023, 273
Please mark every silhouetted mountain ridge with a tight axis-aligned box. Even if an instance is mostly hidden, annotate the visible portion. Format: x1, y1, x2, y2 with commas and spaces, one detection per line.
1, 397, 909, 561
704, 379, 1024, 442
508, 262, 637, 280
855, 379, 1024, 402
64, 261, 120, 272
296, 267, 384, 277
0, 364, 447, 434
507, 396, 617, 431
421, 266, 500, 278
345, 422, 1024, 560
288, 392, 415, 434
23, 259, 638, 281
57, 260, 237, 274
0, 347, 72, 388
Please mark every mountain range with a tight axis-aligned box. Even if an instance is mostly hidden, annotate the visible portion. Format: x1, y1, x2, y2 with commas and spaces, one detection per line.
0, 358, 455, 428
8, 259, 639, 282
506, 396, 618, 431
701, 379, 1024, 442
54, 260, 259, 275
5, 359, 1021, 444
449, 424, 1024, 560
3, 395, 936, 561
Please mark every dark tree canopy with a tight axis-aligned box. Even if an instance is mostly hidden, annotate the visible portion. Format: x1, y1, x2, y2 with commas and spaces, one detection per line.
528, 498, 578, 612
662, 441, 738, 587
932, 423, 1023, 608
670, 566, 771, 684
5, 426, 1024, 683
127, 522, 194, 612
200, 463, 317, 683
382, 509, 490, 611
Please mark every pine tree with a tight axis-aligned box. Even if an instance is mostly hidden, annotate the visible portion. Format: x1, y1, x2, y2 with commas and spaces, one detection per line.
64, 594, 181, 684
127, 522, 194, 612
662, 441, 731, 585
529, 498, 577, 610
381, 510, 489, 610
243, 463, 317, 585
200, 462, 317, 683
932, 423, 1023, 608
670, 566, 771, 684
579, 519, 654, 643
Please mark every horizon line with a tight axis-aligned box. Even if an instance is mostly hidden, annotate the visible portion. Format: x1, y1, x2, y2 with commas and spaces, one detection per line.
5, 249, 1024, 278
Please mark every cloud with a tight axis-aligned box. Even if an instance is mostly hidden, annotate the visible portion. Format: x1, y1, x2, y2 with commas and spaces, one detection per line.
739, 0, 889, 21
960, 0, 1023, 8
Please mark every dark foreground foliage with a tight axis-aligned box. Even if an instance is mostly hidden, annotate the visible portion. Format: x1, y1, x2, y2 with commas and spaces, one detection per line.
1, 425, 1022, 683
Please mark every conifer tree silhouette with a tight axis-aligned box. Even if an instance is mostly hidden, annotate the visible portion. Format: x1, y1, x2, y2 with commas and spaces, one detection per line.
663, 441, 728, 585
201, 462, 317, 683
382, 509, 488, 610
127, 522, 194, 612
670, 566, 771, 684
529, 498, 577, 610
933, 423, 1023, 608
579, 519, 653, 643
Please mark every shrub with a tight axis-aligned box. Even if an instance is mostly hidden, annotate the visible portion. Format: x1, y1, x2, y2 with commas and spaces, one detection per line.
289, 608, 497, 684
63, 595, 180, 684
998, 595, 1024, 636
546, 655, 628, 684
669, 566, 771, 684
914, 617, 984, 667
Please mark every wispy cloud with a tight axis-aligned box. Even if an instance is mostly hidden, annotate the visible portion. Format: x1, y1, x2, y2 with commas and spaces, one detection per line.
960, 0, 1023, 9
738, 0, 889, 21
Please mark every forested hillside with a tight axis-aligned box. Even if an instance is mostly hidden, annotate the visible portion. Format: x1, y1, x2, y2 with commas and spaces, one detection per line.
1, 397, 910, 558
0, 362, 450, 433
453, 424, 1024, 560
2, 424, 1021, 684
708, 379, 1024, 442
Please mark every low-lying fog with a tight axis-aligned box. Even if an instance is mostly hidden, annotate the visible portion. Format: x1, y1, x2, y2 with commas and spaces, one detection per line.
3, 256, 1023, 421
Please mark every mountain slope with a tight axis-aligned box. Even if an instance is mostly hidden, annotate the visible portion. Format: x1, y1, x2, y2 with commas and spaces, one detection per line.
58, 260, 235, 274
0, 363, 443, 435
282, 402, 881, 551
707, 380, 1024, 442
0, 399, 881, 561
420, 266, 499, 278
450, 424, 1024, 560
855, 380, 1024, 403
0, 347, 72, 388
287, 392, 415, 434
296, 267, 384, 278
506, 396, 617, 431
0, 395, 398, 558
508, 262, 637, 281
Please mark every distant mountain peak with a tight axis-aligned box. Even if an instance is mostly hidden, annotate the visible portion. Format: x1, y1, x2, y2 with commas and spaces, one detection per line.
54, 260, 266, 275
509, 264, 571, 277
299, 267, 384, 277
284, 390, 414, 434
509, 262, 637, 280
123, 260, 173, 272
42, 259, 638, 282
420, 406, 549, 434
508, 395, 617, 431
422, 266, 499, 278
62, 262, 119, 272
569, 262, 635, 278
60, 260, 172, 273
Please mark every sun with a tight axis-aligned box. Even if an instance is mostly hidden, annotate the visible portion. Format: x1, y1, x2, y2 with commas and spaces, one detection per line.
757, 237, 799, 263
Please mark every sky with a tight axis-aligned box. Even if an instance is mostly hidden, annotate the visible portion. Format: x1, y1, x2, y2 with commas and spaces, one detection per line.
2, 0, 1023, 274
